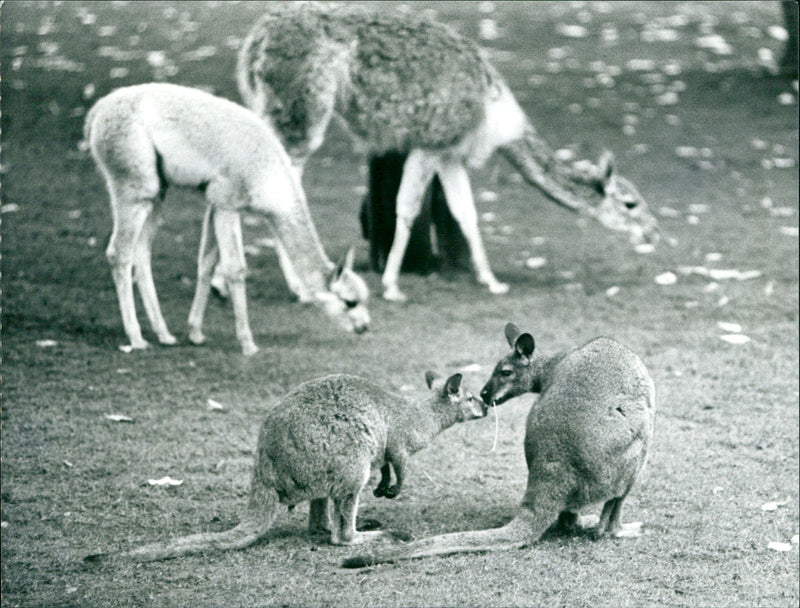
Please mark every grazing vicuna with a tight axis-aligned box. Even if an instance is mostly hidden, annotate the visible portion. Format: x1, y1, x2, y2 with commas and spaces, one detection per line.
342, 324, 655, 567
85, 372, 486, 562
236, 3, 659, 302
85, 83, 370, 355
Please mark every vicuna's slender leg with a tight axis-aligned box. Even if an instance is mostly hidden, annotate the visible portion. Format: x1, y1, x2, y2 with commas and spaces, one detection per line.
381, 150, 438, 302
212, 209, 259, 356
436, 161, 509, 295
131, 209, 177, 345
188, 206, 220, 345
308, 498, 330, 534
106, 197, 154, 350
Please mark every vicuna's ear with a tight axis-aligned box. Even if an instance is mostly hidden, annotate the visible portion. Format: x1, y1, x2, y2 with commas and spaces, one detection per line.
597, 150, 616, 184
344, 246, 356, 270
334, 247, 355, 280
514, 333, 535, 359
505, 323, 522, 347
444, 373, 463, 396
425, 371, 441, 389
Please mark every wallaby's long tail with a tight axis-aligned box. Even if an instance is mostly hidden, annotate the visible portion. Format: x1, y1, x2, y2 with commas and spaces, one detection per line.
498, 124, 590, 214
341, 513, 545, 568
85, 517, 273, 564
85, 485, 280, 563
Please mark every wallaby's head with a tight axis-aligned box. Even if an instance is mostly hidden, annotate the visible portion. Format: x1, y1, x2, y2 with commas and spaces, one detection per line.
578, 151, 659, 246
324, 247, 371, 334
425, 371, 487, 421
480, 323, 538, 406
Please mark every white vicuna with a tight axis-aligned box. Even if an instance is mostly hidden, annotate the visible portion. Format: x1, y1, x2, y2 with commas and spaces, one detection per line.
236, 3, 659, 302
85, 83, 370, 356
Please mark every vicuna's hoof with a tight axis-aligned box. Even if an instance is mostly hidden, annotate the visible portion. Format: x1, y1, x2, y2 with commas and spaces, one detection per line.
158, 333, 178, 346
382, 286, 407, 303
241, 342, 260, 357
119, 341, 149, 353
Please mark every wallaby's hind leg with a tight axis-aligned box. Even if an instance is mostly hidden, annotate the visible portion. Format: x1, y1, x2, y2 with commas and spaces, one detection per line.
132, 208, 177, 345
308, 498, 330, 534
106, 196, 154, 350
593, 494, 642, 539
330, 493, 384, 546
188, 206, 220, 345
436, 161, 508, 295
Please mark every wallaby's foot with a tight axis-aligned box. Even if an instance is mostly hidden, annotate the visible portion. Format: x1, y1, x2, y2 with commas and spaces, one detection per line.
331, 530, 385, 546
382, 284, 407, 303
241, 341, 260, 357
373, 484, 389, 498
188, 328, 206, 345
610, 521, 643, 538
383, 485, 401, 499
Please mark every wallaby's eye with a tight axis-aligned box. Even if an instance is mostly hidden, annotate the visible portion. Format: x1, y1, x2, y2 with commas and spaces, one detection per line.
500, 369, 514, 377
343, 300, 359, 309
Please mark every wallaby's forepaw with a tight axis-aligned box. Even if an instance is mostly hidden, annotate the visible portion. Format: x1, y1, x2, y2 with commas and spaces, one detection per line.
373, 485, 388, 498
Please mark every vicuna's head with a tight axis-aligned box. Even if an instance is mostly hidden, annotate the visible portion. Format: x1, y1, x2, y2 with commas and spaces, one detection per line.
480, 323, 538, 406
425, 371, 487, 421
318, 247, 370, 334
577, 151, 659, 246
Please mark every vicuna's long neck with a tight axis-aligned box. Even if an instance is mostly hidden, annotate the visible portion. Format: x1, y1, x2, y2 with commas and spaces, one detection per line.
263, 189, 335, 295
499, 124, 601, 215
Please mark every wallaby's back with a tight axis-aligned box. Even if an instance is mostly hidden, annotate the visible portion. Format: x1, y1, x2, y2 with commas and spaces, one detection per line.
521, 338, 655, 510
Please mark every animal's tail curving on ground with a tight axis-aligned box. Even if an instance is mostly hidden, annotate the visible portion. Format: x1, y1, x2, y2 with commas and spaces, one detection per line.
341, 513, 544, 568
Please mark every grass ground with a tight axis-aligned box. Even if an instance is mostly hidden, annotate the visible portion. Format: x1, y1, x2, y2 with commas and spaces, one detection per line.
1, 2, 798, 607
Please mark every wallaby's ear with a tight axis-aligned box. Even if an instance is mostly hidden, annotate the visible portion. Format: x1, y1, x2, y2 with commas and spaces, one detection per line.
425, 371, 441, 389
444, 373, 463, 396
505, 323, 522, 347
597, 150, 616, 184
514, 333, 535, 359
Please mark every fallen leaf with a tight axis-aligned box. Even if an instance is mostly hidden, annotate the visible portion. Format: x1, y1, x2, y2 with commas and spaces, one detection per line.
761, 500, 787, 511
106, 414, 134, 423
524, 257, 547, 269
63, 460, 73, 468
460, 363, 482, 373
1, 521, 8, 528
655, 272, 677, 285
717, 321, 742, 333
36, 339, 57, 347
207, 398, 225, 411
605, 286, 620, 297
778, 92, 796, 106
1, 203, 20, 214
556, 23, 587, 38
717, 296, 730, 307
148, 476, 183, 487
767, 25, 789, 42
634, 243, 655, 254
720, 334, 750, 344
792, 535, 799, 545
767, 541, 792, 552
779, 226, 798, 237
478, 190, 498, 203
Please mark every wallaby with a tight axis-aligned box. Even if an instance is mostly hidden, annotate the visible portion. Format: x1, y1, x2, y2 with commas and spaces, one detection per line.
236, 3, 659, 302
85, 372, 486, 563
84, 83, 370, 356
342, 324, 655, 567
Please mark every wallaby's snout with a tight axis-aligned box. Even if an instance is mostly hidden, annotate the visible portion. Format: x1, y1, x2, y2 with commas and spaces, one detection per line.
465, 391, 489, 420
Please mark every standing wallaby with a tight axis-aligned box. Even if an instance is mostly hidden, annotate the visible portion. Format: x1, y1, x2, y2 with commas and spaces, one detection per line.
84, 83, 370, 356
342, 324, 655, 567
85, 372, 486, 563
236, 3, 659, 302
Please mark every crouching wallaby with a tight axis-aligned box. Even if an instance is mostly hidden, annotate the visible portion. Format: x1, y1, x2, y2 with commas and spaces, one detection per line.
342, 324, 655, 567
85, 372, 486, 563
84, 83, 370, 356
